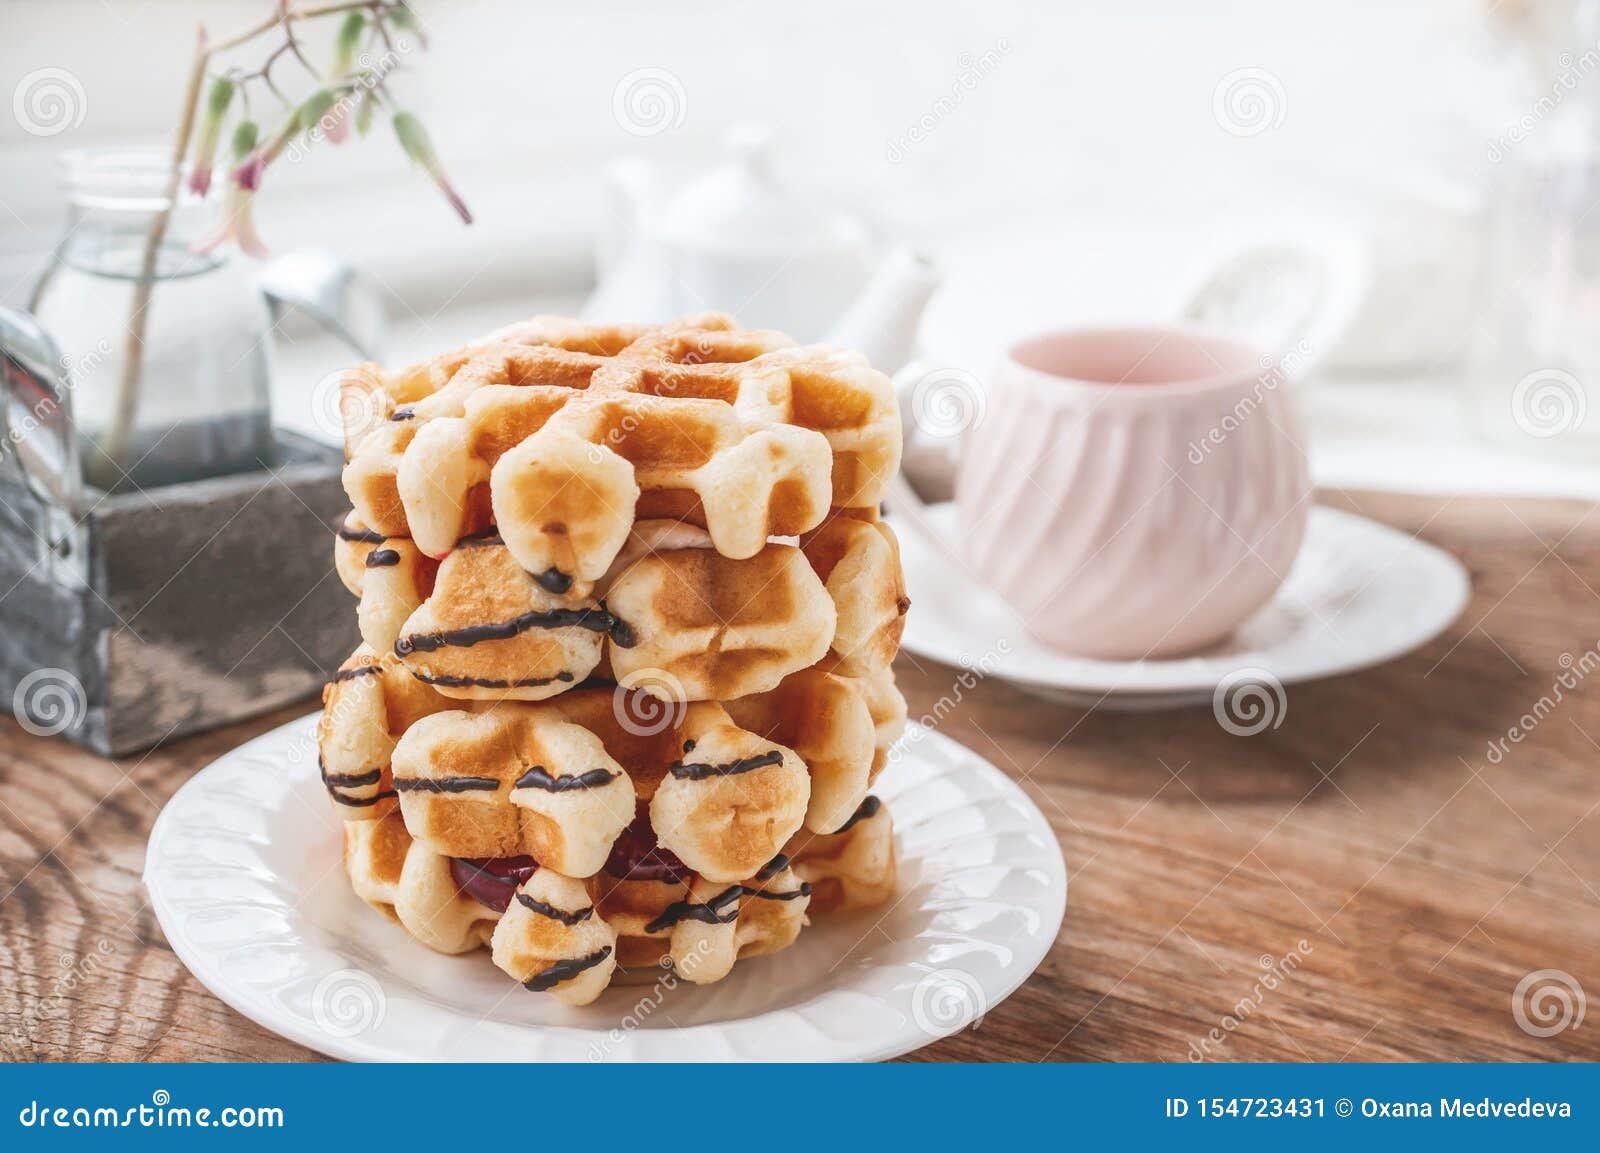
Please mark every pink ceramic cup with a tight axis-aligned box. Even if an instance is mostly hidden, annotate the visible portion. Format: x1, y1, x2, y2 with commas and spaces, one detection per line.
953, 326, 1310, 659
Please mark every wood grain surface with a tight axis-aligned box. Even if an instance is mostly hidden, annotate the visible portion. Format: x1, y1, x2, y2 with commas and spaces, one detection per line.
3, 491, 1597, 1062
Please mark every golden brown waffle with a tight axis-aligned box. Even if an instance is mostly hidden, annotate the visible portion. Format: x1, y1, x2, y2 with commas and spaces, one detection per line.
343, 808, 834, 1003
801, 511, 910, 677
387, 691, 810, 882
340, 314, 900, 587
335, 513, 438, 656
325, 313, 907, 1005
334, 517, 907, 703
785, 793, 898, 914
317, 646, 455, 821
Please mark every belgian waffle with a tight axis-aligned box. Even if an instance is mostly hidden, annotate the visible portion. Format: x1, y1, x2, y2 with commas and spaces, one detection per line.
341, 805, 864, 1004
324, 313, 907, 1005
317, 645, 455, 821
373, 674, 904, 880
334, 516, 907, 704
339, 314, 901, 586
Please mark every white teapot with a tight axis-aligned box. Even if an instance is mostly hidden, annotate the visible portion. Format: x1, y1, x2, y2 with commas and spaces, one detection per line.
585, 126, 937, 372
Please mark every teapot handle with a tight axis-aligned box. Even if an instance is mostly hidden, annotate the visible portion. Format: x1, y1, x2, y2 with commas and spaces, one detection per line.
256, 251, 387, 361
1180, 231, 1368, 380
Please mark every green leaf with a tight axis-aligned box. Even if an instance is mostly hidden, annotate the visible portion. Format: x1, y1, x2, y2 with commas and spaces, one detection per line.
355, 93, 376, 137
335, 11, 364, 74
391, 109, 435, 168
300, 89, 337, 133
206, 76, 236, 118
229, 119, 260, 162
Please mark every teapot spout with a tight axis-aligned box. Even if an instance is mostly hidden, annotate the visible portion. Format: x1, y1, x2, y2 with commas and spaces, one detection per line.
595, 157, 664, 280
823, 246, 939, 373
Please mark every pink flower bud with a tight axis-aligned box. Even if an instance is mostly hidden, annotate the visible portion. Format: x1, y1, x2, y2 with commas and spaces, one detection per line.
186, 76, 235, 197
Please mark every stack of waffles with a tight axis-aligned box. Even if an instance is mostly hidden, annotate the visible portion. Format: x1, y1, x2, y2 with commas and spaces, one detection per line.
318, 314, 909, 1005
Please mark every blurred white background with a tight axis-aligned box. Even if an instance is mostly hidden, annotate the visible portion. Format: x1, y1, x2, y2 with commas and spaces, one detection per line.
3, 0, 1598, 495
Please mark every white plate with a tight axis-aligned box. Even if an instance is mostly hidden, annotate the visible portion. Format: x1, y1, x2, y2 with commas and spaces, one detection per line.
896, 504, 1469, 709
144, 714, 1066, 1062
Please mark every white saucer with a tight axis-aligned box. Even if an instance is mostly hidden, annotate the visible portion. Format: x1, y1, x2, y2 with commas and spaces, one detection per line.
144, 714, 1066, 1062
895, 503, 1470, 710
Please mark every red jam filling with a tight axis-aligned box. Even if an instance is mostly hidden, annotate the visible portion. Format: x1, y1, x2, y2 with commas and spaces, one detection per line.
449, 855, 538, 913
602, 802, 691, 884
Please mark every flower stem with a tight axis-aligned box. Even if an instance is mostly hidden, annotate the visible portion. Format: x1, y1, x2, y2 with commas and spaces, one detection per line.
104, 0, 392, 479
104, 25, 210, 473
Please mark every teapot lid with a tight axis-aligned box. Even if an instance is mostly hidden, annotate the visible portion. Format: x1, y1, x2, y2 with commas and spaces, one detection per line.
658, 125, 869, 256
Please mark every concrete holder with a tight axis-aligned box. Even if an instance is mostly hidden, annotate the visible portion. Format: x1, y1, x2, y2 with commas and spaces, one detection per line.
0, 431, 356, 756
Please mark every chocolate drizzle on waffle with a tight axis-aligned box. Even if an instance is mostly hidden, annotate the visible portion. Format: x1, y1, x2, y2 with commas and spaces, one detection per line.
365, 548, 402, 568
513, 765, 621, 792
392, 775, 501, 794
336, 523, 387, 544
321, 762, 382, 789
668, 748, 783, 781
409, 671, 575, 690
333, 790, 397, 808
831, 794, 882, 835
535, 567, 573, 594
755, 854, 790, 881
390, 405, 416, 421
516, 891, 595, 925
644, 877, 810, 933
523, 946, 612, 992
394, 606, 630, 654
331, 664, 383, 683
602, 606, 637, 648
744, 882, 812, 902
320, 757, 393, 807
645, 884, 741, 933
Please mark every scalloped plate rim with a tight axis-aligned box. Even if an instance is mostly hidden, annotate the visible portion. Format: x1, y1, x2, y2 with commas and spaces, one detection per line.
144, 713, 1067, 1062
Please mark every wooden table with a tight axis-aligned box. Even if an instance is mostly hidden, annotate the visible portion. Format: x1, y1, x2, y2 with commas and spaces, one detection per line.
4, 491, 1598, 1062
